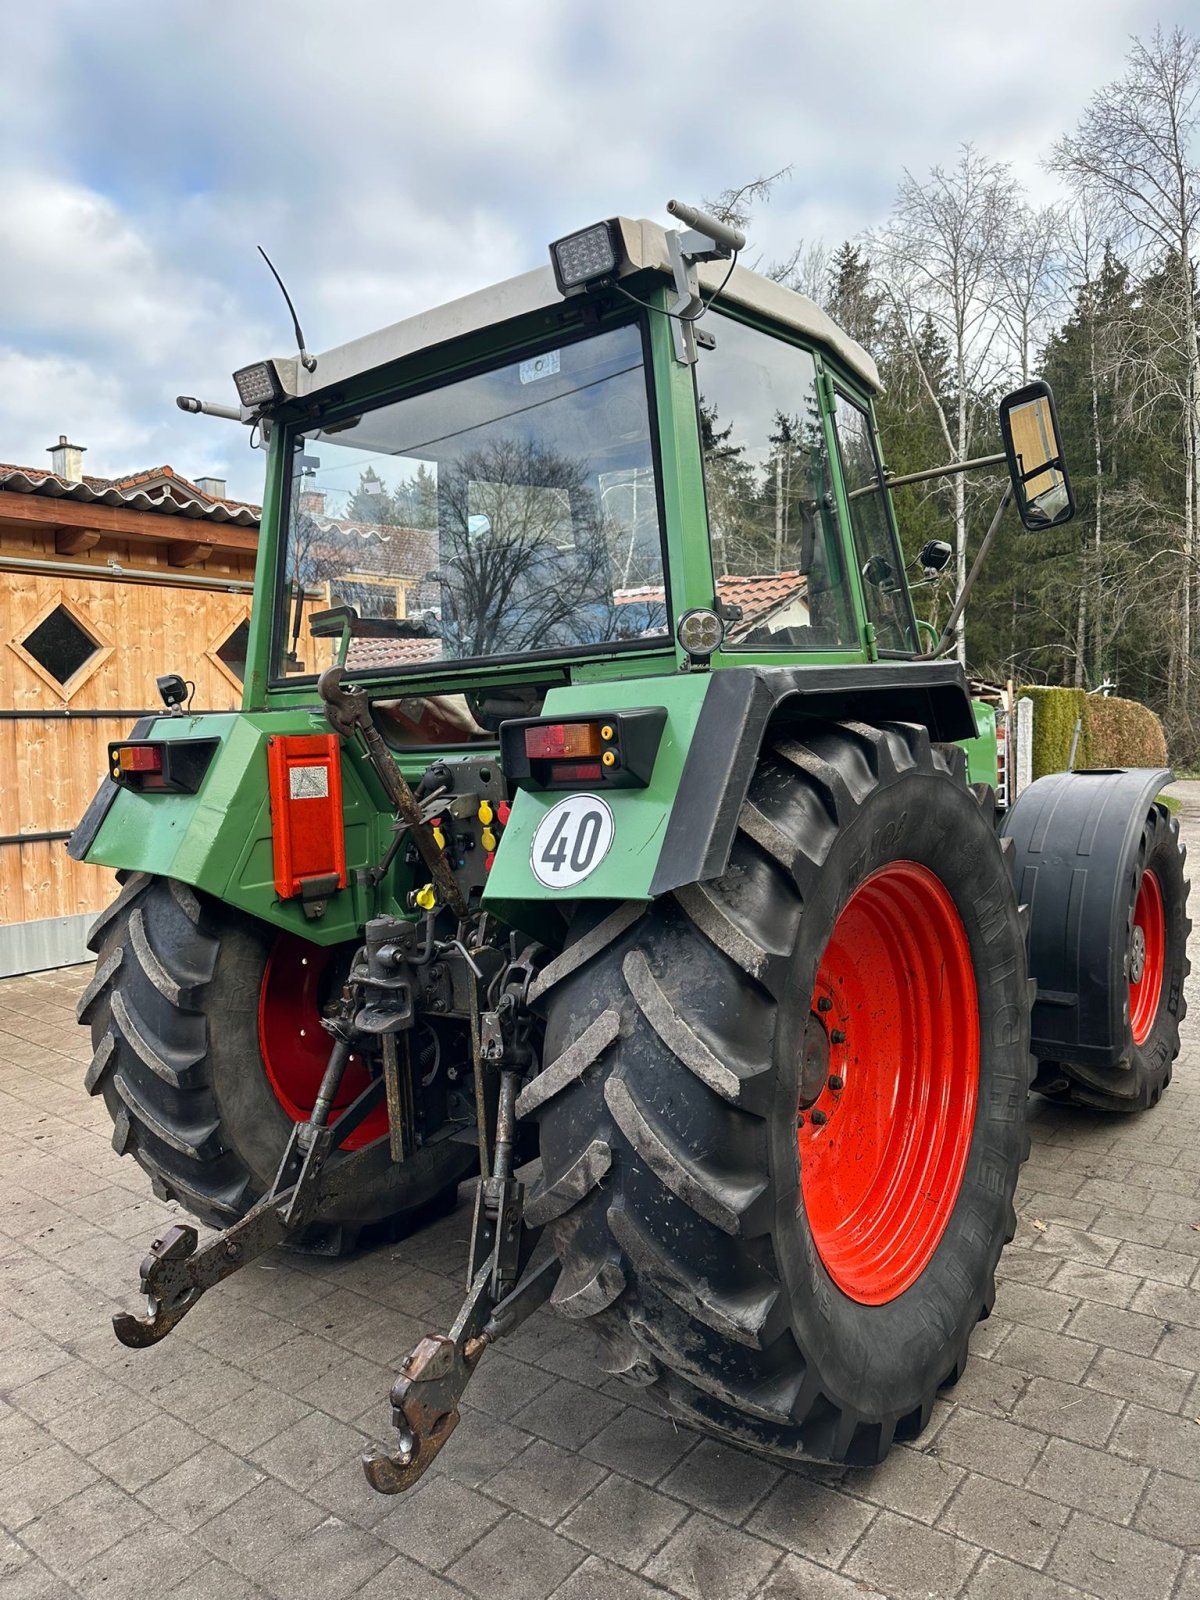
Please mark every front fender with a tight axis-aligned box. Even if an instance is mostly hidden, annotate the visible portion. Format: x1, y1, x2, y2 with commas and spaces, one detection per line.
1000, 766, 1172, 1068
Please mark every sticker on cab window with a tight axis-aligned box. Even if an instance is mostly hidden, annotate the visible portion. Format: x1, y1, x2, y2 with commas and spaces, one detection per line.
530, 794, 614, 888
520, 351, 560, 385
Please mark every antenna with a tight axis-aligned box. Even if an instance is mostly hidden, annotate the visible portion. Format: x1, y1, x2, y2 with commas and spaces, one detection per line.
256, 245, 318, 373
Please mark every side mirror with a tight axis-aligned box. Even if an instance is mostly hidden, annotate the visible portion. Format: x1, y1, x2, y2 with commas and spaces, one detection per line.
917, 539, 952, 574
999, 381, 1075, 531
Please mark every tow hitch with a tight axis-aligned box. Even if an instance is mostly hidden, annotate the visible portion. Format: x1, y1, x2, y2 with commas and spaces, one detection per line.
113, 902, 554, 1493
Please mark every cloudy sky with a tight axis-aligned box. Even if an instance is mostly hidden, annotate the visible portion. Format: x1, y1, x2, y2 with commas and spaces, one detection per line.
0, 0, 1189, 502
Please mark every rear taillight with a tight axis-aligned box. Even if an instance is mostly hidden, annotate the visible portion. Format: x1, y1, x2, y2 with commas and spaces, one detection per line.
501, 709, 667, 792
109, 739, 217, 794
523, 722, 602, 761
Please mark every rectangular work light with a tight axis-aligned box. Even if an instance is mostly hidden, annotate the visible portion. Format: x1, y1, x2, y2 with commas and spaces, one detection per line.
549, 221, 621, 294
232, 360, 284, 409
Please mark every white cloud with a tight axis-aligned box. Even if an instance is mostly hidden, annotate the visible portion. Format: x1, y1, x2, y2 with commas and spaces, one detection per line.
0, 0, 1191, 501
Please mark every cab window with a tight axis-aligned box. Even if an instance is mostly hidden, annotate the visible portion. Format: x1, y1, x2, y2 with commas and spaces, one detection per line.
695, 314, 856, 651
832, 393, 918, 652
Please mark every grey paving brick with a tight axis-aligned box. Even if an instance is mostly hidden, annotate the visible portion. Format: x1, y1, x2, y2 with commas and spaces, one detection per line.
849, 1443, 964, 1523
1110, 1402, 1200, 1479
549, 1554, 675, 1600
1085, 1345, 1195, 1414
643, 1509, 783, 1599
1156, 1318, 1200, 1370
0, 1550, 69, 1600
354, 1553, 466, 1600
422, 1410, 532, 1490
1065, 1298, 1165, 1356
136, 1440, 265, 1531
559, 1469, 689, 1568
249, 1409, 370, 1491
295, 1352, 394, 1425
938, 1474, 1068, 1566
193, 1477, 325, 1577
1179, 1555, 1200, 1600
484, 1436, 606, 1525
1109, 1239, 1198, 1286
1024, 1220, 1120, 1269
1026, 1436, 1150, 1522
944, 1357, 1027, 1417
0, 1440, 98, 1528
1047, 1510, 1184, 1600
0, 1412, 55, 1475
842, 1509, 980, 1599
1009, 1376, 1123, 1448
756, 1552, 891, 1597
969, 1552, 1103, 1598
17, 1479, 151, 1577
994, 1280, 1078, 1332
458, 1352, 557, 1424
747, 1476, 874, 1568
580, 1404, 696, 1486
995, 1325, 1097, 1384
996, 1249, 1063, 1286
196, 1384, 312, 1455
72, 1523, 211, 1600
656, 1437, 783, 1527
87, 1411, 208, 1493
509, 1376, 624, 1450
929, 1408, 1047, 1487
253, 1513, 393, 1600
1132, 1468, 1200, 1546
371, 1476, 503, 1568
172, 1561, 273, 1600
1131, 1276, 1200, 1328
448, 1511, 584, 1600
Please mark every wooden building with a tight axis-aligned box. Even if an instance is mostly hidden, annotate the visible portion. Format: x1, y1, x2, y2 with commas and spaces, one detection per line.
0, 436, 261, 976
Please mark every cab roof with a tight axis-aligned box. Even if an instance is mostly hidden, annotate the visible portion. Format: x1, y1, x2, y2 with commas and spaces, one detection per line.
270, 215, 881, 401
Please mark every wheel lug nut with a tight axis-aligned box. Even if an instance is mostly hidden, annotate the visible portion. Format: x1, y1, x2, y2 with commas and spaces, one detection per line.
817, 997, 832, 1013
811, 1109, 828, 1126
796, 1112, 805, 1127
827, 1075, 844, 1092
830, 1029, 846, 1044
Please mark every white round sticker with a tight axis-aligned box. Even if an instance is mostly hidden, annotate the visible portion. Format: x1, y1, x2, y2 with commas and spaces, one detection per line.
530, 795, 615, 889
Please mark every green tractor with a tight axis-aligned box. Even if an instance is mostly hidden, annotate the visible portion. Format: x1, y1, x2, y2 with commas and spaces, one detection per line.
71, 202, 1190, 1489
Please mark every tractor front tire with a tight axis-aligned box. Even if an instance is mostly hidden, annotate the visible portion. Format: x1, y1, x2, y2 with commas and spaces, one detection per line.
79, 874, 473, 1250
527, 721, 1032, 1466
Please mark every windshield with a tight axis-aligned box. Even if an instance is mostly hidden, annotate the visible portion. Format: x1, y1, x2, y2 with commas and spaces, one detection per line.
274, 319, 668, 681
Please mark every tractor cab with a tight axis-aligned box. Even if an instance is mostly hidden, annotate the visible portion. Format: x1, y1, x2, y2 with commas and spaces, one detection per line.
239, 209, 915, 726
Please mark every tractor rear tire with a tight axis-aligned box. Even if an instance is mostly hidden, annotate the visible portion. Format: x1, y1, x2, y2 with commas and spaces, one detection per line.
1032, 801, 1190, 1113
79, 873, 474, 1251
526, 721, 1032, 1466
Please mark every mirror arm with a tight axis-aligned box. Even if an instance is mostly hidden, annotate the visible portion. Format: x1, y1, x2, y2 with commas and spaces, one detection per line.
864, 452, 1008, 497
928, 484, 1014, 657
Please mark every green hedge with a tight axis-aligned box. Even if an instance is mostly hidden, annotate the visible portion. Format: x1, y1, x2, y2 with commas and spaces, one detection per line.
1018, 686, 1168, 778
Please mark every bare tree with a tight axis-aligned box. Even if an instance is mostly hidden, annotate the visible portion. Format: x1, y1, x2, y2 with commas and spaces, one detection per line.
1050, 25, 1200, 709
876, 145, 1019, 661
702, 169, 793, 231
997, 202, 1064, 383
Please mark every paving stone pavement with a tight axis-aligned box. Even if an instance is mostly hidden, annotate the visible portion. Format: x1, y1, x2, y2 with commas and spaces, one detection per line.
1, 785, 1198, 1600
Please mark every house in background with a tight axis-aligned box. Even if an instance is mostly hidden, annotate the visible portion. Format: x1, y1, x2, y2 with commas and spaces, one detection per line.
0, 436, 261, 977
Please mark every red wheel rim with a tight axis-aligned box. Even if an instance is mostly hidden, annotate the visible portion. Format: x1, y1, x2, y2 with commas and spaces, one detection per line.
1129, 868, 1165, 1046
799, 861, 980, 1306
258, 933, 388, 1150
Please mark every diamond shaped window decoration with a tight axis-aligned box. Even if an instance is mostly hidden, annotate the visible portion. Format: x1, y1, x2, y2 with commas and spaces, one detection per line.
8, 595, 112, 700
206, 611, 253, 693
